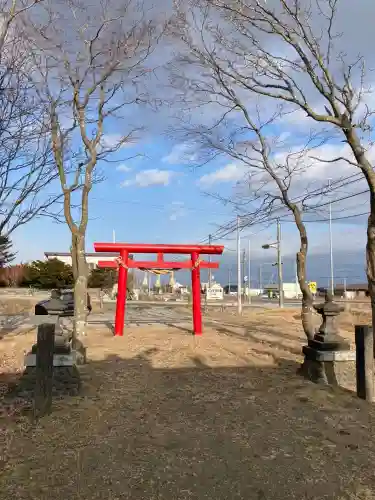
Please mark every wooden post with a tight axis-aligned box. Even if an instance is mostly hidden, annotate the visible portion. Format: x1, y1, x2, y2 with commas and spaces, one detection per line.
34, 323, 55, 419
355, 325, 374, 402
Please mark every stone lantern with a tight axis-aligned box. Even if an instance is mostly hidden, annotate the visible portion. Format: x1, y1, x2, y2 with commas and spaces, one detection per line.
298, 291, 353, 385
310, 291, 347, 349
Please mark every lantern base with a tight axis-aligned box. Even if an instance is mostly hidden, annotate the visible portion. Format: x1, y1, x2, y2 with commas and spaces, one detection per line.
298, 344, 354, 386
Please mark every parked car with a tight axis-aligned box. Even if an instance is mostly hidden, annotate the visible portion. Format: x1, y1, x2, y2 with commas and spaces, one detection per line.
223, 285, 238, 295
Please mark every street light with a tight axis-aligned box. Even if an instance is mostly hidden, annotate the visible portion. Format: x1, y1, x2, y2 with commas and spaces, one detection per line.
261, 219, 284, 308
237, 216, 242, 315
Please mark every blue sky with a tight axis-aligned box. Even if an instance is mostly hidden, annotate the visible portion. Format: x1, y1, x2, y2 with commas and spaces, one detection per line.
9, 0, 372, 287
12, 129, 369, 274
10, 86, 370, 282
12, 136, 236, 260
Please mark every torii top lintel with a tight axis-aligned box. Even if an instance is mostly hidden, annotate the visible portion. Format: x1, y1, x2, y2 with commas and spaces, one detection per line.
94, 243, 224, 256
94, 242, 224, 271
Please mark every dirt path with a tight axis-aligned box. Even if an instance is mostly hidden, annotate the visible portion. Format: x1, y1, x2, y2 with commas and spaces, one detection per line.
1, 311, 375, 499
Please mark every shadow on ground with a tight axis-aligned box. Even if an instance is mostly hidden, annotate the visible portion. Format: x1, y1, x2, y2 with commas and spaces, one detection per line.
0, 312, 33, 339
205, 318, 304, 359
1, 349, 375, 500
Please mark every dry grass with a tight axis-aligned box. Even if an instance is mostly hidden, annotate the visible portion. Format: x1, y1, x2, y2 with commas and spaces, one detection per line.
1, 308, 375, 499
0, 296, 108, 315
0, 297, 38, 315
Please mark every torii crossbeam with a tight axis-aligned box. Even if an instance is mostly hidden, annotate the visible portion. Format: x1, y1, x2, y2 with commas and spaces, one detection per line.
94, 242, 224, 336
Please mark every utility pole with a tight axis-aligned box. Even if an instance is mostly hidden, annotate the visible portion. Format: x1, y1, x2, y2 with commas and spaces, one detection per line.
277, 218, 284, 308
208, 234, 212, 288
242, 248, 246, 300
344, 277, 347, 298
237, 216, 242, 315
112, 229, 116, 243
328, 179, 334, 295
248, 239, 251, 304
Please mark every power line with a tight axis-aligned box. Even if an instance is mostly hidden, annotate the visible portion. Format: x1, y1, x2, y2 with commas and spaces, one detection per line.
305, 189, 368, 211
283, 211, 368, 223
91, 196, 230, 216
208, 182, 369, 241
96, 171, 366, 243
167, 171, 369, 246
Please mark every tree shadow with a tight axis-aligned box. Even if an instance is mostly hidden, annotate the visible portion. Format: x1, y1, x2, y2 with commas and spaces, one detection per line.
0, 309, 34, 339
205, 316, 305, 344
212, 324, 303, 358
104, 321, 115, 335
165, 322, 193, 334
1, 349, 375, 499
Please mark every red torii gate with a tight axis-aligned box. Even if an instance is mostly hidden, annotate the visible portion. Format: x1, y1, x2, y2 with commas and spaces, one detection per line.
94, 242, 224, 336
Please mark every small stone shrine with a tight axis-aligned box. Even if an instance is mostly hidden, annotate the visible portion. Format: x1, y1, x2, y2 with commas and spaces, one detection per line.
9, 290, 88, 400
298, 291, 355, 386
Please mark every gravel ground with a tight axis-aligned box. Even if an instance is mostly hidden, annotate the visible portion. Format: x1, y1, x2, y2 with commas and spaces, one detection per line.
1, 308, 375, 499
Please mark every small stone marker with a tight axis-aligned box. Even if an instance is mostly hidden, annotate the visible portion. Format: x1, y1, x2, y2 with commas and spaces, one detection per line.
355, 325, 374, 402
15, 290, 84, 403
34, 323, 55, 419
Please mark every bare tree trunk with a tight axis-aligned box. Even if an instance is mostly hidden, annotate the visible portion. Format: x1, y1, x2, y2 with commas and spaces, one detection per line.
345, 128, 375, 348
292, 207, 315, 341
71, 233, 87, 346
296, 250, 315, 341
70, 233, 79, 281
367, 198, 375, 345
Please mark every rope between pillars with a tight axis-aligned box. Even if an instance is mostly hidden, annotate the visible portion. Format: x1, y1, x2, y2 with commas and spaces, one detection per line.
193, 258, 202, 269
115, 256, 128, 269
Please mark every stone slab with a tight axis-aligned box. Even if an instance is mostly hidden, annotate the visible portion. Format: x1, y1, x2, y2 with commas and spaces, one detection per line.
302, 345, 356, 362
24, 352, 77, 367
308, 339, 351, 351
30, 315, 59, 325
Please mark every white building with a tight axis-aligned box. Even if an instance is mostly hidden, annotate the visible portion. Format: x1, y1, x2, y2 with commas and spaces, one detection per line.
173, 282, 189, 295
45, 252, 118, 271
263, 282, 302, 299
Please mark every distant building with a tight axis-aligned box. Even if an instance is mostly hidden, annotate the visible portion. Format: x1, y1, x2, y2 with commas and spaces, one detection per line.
223, 285, 260, 296
263, 282, 302, 299
45, 252, 118, 271
173, 282, 189, 295
318, 283, 368, 299
223, 284, 239, 295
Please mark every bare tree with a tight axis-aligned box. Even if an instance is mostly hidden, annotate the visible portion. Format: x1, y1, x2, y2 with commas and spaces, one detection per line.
173, 0, 375, 329
0, 1, 61, 236
168, 5, 343, 338
25, 0, 164, 340
219, 129, 333, 337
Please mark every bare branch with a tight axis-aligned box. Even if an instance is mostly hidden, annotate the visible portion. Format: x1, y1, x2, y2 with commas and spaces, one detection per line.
23, 0, 167, 338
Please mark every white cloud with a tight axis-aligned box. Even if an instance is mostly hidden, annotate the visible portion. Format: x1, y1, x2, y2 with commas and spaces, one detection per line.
198, 163, 248, 186
162, 142, 198, 165
169, 201, 186, 220
121, 169, 175, 188
116, 164, 131, 172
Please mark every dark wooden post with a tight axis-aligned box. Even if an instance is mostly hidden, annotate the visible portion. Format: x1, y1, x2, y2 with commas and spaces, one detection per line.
34, 323, 55, 419
355, 325, 374, 402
